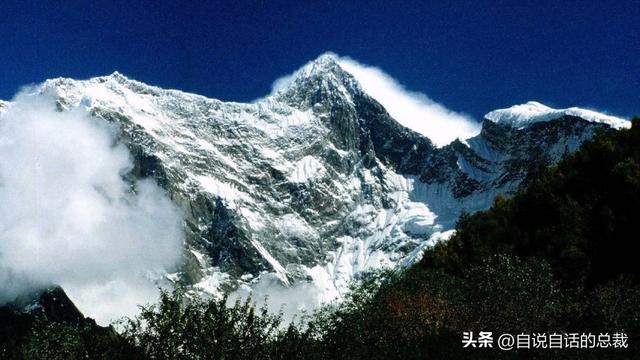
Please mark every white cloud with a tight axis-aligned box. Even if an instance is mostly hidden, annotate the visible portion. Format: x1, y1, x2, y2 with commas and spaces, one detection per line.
0, 92, 184, 324
268, 53, 481, 146
270, 71, 298, 95
229, 273, 324, 323
336, 56, 480, 146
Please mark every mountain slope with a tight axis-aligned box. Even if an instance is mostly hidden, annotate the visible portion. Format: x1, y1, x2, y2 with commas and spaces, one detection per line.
7, 54, 630, 311
0, 287, 135, 359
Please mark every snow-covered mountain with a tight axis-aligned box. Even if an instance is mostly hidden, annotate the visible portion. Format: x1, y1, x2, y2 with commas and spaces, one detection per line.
485, 101, 629, 129
5, 54, 630, 311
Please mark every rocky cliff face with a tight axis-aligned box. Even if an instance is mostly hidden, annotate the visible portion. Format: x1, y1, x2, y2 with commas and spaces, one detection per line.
15, 54, 629, 308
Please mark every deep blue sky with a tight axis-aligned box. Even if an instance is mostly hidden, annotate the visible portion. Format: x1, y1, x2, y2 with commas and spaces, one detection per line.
1, 0, 638, 119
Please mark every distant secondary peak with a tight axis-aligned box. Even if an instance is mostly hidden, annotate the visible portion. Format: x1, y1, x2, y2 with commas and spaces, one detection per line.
484, 101, 630, 130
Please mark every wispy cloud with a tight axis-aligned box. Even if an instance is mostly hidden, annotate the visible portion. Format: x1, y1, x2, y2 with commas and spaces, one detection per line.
336, 56, 480, 146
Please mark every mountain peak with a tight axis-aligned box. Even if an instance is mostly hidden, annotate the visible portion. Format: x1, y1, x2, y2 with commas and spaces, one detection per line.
484, 101, 630, 130
279, 53, 347, 87
303, 52, 339, 70
273, 53, 361, 107
107, 71, 129, 81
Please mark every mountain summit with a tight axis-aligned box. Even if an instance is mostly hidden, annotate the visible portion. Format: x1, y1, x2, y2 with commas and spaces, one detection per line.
1, 54, 630, 316
485, 101, 629, 130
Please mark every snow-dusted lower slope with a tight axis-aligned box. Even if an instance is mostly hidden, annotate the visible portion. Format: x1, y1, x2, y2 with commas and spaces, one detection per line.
4, 54, 630, 313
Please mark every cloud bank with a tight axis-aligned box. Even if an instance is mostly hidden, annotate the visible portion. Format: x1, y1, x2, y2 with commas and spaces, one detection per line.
270, 53, 481, 146
0, 92, 184, 324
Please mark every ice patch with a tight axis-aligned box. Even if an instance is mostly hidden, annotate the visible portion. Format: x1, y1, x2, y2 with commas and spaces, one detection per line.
289, 156, 326, 183
195, 175, 248, 204
251, 240, 289, 285
193, 269, 231, 299
277, 214, 317, 240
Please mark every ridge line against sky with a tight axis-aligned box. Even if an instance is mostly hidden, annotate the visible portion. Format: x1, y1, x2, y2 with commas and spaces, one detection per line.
0, 0, 638, 119
267, 53, 481, 146
3, 51, 631, 148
